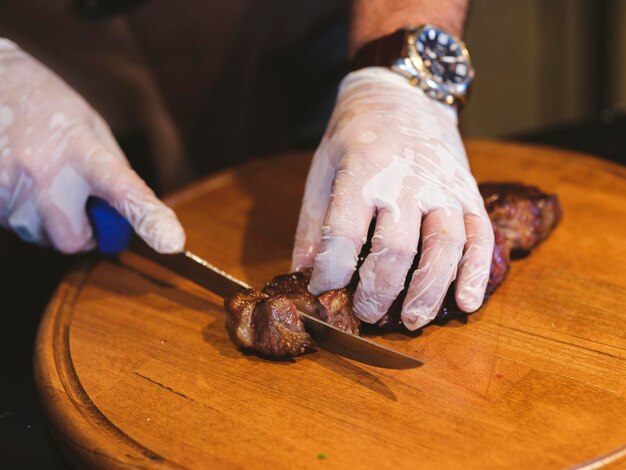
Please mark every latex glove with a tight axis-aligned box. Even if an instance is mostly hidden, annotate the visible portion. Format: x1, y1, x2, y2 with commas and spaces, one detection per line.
292, 67, 494, 330
0, 39, 185, 253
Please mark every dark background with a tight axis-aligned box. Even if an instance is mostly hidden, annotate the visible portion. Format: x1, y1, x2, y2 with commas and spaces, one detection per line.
1, 0, 625, 468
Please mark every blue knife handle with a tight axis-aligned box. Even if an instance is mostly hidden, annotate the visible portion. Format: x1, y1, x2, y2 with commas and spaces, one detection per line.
87, 197, 133, 255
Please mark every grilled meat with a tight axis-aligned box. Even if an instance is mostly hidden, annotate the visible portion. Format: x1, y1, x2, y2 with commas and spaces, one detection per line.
225, 289, 313, 358
480, 182, 562, 253
262, 269, 361, 335
224, 182, 561, 358
262, 271, 317, 315
225, 288, 268, 349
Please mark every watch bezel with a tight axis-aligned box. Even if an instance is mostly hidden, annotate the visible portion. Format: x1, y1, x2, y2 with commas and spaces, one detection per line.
404, 24, 474, 106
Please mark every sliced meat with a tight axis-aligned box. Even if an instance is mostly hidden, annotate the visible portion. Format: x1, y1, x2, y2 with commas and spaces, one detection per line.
225, 288, 268, 349
252, 296, 314, 358
486, 223, 512, 297
480, 182, 562, 252
224, 182, 562, 359
263, 270, 317, 315
263, 268, 361, 335
225, 289, 313, 358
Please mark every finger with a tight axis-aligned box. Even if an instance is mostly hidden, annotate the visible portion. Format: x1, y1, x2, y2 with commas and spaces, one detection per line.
291, 139, 337, 271
78, 146, 186, 254
90, 113, 126, 156
308, 165, 374, 295
4, 172, 46, 244
402, 204, 466, 330
352, 203, 421, 324
41, 208, 95, 253
39, 165, 95, 253
7, 200, 46, 245
455, 213, 495, 312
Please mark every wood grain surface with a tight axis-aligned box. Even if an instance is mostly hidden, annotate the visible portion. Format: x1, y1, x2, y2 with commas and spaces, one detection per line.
34, 140, 626, 469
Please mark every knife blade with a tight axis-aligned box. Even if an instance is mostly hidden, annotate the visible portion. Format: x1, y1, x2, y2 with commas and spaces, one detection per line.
87, 197, 422, 369
131, 240, 422, 369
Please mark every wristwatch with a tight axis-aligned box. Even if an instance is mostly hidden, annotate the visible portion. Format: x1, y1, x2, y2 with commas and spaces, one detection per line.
351, 25, 474, 107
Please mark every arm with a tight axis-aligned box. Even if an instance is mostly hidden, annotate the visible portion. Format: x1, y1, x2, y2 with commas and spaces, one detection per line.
350, 0, 469, 54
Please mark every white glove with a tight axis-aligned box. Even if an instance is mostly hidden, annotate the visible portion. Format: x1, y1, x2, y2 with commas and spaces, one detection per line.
292, 67, 494, 330
0, 39, 185, 253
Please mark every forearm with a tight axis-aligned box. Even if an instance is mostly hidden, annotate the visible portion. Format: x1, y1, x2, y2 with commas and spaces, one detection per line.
350, 0, 469, 55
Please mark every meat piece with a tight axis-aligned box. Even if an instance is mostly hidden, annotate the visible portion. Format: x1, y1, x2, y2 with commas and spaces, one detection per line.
252, 296, 314, 358
225, 288, 268, 349
486, 223, 512, 298
224, 182, 561, 359
225, 289, 313, 358
480, 182, 562, 252
263, 268, 361, 335
263, 270, 317, 315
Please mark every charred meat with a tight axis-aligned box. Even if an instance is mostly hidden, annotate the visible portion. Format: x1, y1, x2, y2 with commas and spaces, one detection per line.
263, 269, 361, 335
480, 182, 562, 253
224, 182, 561, 358
225, 289, 313, 358
262, 270, 317, 315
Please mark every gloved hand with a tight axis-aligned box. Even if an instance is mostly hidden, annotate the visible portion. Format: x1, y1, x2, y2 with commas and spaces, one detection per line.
0, 39, 185, 253
292, 67, 494, 330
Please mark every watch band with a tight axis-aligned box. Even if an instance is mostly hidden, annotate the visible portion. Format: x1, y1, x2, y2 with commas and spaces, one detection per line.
350, 30, 407, 72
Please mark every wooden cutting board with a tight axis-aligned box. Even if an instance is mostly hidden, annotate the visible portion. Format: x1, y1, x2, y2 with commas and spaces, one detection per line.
35, 140, 626, 469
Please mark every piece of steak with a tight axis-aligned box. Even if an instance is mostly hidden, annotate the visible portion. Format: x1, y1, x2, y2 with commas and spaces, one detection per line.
262, 268, 361, 335
224, 182, 561, 359
262, 270, 317, 315
225, 288, 268, 349
480, 182, 562, 252
225, 289, 313, 358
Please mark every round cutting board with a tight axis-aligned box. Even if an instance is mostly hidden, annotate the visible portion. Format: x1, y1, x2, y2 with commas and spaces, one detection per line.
35, 140, 626, 469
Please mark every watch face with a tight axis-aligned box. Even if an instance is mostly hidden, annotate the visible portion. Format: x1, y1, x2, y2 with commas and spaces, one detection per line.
413, 25, 472, 96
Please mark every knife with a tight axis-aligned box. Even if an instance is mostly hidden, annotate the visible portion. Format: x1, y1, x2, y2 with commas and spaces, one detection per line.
87, 197, 422, 369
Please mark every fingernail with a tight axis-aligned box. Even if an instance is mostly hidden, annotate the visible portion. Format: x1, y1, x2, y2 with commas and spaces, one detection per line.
307, 278, 327, 296
151, 216, 186, 253
308, 274, 352, 295
402, 308, 433, 331
352, 294, 385, 324
307, 236, 358, 294
290, 251, 315, 272
457, 288, 483, 312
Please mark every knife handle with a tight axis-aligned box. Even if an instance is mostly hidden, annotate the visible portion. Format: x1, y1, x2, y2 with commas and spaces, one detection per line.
87, 197, 133, 255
